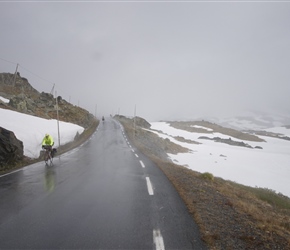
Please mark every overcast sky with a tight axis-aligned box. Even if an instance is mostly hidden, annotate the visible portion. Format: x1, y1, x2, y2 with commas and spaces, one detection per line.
1, 1, 290, 121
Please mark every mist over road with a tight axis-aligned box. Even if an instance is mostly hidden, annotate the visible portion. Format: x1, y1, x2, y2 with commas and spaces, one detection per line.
0, 118, 206, 249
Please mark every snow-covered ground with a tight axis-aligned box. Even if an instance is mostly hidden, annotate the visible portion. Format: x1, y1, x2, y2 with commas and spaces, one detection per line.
150, 122, 290, 198
0, 104, 84, 159
1, 94, 289, 198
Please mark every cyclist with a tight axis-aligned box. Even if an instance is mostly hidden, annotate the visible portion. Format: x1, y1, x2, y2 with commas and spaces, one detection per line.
42, 133, 54, 157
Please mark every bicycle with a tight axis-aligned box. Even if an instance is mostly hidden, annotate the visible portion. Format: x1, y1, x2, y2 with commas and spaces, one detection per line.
42, 145, 54, 166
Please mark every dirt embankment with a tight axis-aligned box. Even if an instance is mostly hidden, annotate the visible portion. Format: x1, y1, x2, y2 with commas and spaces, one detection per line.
115, 116, 290, 250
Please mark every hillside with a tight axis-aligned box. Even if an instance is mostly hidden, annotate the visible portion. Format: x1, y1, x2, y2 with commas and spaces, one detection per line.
0, 72, 98, 171
0, 72, 95, 129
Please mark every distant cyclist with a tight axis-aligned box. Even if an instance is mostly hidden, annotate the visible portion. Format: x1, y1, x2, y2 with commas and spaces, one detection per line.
42, 133, 54, 156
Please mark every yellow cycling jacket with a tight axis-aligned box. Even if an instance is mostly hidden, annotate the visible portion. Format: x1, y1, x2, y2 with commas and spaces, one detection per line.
42, 135, 54, 146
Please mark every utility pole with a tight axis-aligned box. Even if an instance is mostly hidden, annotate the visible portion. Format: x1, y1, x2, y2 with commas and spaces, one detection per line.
50, 84, 55, 95
12, 63, 19, 87
55, 91, 61, 147
95, 104, 97, 119
134, 104, 136, 137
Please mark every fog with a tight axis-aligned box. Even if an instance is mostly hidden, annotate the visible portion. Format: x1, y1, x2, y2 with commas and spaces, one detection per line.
1, 1, 290, 121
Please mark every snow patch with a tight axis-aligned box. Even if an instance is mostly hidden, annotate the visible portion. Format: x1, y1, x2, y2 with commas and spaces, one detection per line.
150, 121, 290, 198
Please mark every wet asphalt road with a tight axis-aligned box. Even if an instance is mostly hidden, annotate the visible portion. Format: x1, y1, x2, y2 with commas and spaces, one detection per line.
0, 118, 206, 249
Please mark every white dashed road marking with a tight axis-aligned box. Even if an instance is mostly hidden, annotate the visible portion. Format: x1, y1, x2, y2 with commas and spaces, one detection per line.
146, 177, 154, 195
153, 229, 165, 250
139, 160, 145, 168
121, 125, 164, 246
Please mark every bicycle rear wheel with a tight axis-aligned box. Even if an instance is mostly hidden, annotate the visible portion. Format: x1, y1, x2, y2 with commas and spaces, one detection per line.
44, 150, 52, 165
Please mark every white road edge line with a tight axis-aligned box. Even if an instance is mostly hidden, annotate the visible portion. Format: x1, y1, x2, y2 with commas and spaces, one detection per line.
139, 160, 145, 168
146, 177, 154, 195
153, 229, 165, 250
0, 168, 22, 177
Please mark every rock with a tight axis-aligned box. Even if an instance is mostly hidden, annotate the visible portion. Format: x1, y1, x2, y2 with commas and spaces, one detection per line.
9, 95, 28, 112
0, 127, 24, 170
198, 136, 253, 148
115, 115, 151, 129
134, 116, 151, 129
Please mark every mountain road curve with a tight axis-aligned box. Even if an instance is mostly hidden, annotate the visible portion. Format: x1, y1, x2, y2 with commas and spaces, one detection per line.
0, 117, 206, 249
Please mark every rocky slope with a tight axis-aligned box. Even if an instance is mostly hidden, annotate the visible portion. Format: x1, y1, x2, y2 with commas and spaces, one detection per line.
0, 72, 95, 129
0, 72, 97, 171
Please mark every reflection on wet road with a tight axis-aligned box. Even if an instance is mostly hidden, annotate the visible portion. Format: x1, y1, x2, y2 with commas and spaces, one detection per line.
0, 118, 206, 249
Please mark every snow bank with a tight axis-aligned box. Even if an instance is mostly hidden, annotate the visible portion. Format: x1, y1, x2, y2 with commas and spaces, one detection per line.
0, 108, 84, 158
